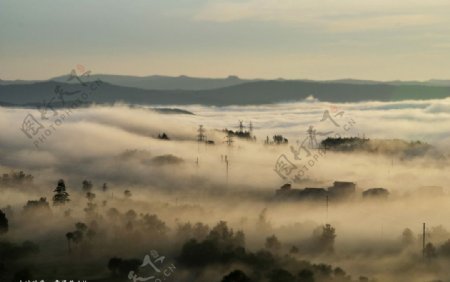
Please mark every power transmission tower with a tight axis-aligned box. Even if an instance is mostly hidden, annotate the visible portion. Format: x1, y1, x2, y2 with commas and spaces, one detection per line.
197, 125, 206, 142
307, 126, 318, 148
239, 120, 244, 133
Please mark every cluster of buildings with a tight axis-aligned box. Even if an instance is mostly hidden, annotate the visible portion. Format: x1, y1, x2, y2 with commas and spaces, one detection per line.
275, 181, 389, 201
275, 183, 447, 202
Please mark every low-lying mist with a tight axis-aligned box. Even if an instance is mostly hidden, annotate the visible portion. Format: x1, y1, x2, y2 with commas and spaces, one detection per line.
1, 99, 449, 282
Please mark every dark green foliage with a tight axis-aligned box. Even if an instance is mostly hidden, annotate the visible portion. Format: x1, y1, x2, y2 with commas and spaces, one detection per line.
107, 257, 141, 277
54, 179, 67, 193
76, 222, 88, 232
312, 263, 333, 278
151, 154, 184, 165
158, 132, 170, 140
118, 259, 141, 276
179, 221, 248, 267
314, 224, 336, 254
23, 197, 51, 214
207, 221, 245, 250
424, 243, 437, 259
221, 269, 252, 282
273, 135, 288, 144
107, 208, 120, 221
86, 192, 96, 201
0, 240, 39, 260
125, 211, 136, 231
176, 222, 210, 242
108, 257, 123, 275
208, 221, 234, 243
0, 171, 33, 187
334, 267, 346, 277
321, 137, 368, 151
140, 213, 168, 236
0, 210, 8, 234
12, 268, 33, 282
66, 222, 93, 250
289, 246, 299, 254
82, 180, 93, 192
268, 269, 294, 282
86, 229, 96, 240
321, 137, 434, 158
53, 179, 70, 205
180, 239, 221, 267
72, 230, 83, 244
125, 209, 137, 221
429, 225, 450, 243
439, 239, 450, 257
84, 202, 98, 216
402, 228, 415, 246
265, 235, 281, 252
243, 250, 275, 271
257, 208, 271, 231
223, 129, 253, 140
298, 269, 315, 282
66, 232, 74, 253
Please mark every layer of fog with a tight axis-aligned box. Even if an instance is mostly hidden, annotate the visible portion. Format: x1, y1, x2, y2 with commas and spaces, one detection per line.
1, 98, 450, 281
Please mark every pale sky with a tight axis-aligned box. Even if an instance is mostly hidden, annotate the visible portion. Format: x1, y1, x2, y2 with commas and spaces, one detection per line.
1, 0, 450, 81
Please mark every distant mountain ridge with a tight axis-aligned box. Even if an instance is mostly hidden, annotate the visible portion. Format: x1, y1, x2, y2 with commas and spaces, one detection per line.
3, 74, 450, 89
49, 74, 252, 90
1, 79, 450, 107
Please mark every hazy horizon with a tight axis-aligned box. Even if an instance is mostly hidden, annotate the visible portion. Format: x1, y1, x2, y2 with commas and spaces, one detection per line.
4, 72, 450, 83
2, 0, 450, 81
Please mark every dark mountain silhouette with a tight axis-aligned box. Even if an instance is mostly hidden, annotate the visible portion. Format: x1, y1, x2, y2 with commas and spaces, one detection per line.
1, 79, 450, 107
49, 74, 251, 90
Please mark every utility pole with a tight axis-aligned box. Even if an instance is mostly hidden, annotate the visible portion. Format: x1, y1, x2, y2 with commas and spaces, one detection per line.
423, 222, 426, 258
224, 155, 229, 185
197, 125, 205, 152
326, 195, 329, 223
225, 132, 233, 146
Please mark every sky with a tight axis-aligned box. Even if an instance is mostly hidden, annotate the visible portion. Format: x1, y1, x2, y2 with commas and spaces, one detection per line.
1, 0, 450, 81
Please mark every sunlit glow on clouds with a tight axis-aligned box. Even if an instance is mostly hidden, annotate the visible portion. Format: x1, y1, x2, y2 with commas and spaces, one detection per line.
1, 99, 450, 206
194, 0, 449, 31
1, 0, 450, 80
